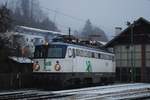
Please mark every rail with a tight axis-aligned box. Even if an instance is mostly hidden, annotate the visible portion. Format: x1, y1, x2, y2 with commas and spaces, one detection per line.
0, 83, 150, 99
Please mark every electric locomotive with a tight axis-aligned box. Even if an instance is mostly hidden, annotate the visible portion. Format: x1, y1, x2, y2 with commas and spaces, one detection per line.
32, 42, 115, 89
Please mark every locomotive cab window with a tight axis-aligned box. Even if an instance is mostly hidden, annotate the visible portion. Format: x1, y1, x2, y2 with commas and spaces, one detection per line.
48, 47, 63, 58
34, 46, 48, 58
34, 45, 67, 58
47, 45, 67, 58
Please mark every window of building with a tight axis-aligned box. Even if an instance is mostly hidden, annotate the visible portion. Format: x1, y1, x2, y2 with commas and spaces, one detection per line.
146, 45, 150, 67
115, 45, 141, 68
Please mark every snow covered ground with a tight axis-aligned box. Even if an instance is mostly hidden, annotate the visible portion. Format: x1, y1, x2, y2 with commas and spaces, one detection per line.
52, 83, 150, 100
0, 83, 150, 99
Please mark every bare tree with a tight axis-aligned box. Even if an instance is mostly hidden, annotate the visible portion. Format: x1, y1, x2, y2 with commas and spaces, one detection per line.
7, 0, 59, 31
21, 0, 30, 19
81, 19, 108, 42
81, 19, 93, 39
0, 5, 12, 61
0, 5, 11, 32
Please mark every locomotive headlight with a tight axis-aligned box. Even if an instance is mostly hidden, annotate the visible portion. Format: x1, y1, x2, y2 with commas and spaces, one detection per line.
54, 60, 61, 71
33, 61, 40, 71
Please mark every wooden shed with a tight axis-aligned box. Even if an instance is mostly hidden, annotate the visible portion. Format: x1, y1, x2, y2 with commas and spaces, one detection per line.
106, 17, 150, 83
0, 57, 33, 89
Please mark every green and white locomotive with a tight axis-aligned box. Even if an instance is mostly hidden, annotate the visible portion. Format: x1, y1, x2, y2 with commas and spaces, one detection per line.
32, 42, 115, 89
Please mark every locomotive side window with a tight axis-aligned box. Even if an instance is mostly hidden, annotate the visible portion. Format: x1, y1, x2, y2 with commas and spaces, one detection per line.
72, 49, 76, 58
88, 51, 92, 57
98, 53, 101, 59
76, 49, 79, 56
92, 52, 95, 58
66, 47, 114, 60
95, 53, 99, 59
68, 48, 73, 57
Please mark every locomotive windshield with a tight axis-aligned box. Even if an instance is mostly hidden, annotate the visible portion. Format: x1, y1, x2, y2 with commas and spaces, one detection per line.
48, 47, 63, 58
34, 45, 67, 58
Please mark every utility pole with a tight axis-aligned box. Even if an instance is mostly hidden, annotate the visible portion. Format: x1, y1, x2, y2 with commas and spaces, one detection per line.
69, 27, 71, 38
53, 9, 58, 25
131, 23, 134, 83
127, 21, 135, 82
30, 0, 33, 20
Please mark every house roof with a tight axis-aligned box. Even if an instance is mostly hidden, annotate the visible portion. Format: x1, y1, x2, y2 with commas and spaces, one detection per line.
105, 17, 150, 47
9, 56, 33, 64
15, 26, 64, 35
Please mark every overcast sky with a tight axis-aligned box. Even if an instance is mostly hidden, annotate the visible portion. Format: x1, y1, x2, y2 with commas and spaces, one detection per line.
40, 0, 150, 37
1, 0, 150, 38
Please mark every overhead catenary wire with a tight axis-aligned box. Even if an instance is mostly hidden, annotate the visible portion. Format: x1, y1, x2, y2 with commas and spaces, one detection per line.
13, 1, 107, 35
41, 6, 86, 23
31, 1, 108, 34
40, 6, 85, 33
34, 6, 80, 33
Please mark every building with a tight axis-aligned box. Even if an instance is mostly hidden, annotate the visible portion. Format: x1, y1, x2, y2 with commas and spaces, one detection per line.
14, 26, 63, 44
11, 26, 63, 57
106, 17, 150, 83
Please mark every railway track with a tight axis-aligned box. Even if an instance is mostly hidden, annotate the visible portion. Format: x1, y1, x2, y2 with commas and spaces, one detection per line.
51, 83, 150, 100
0, 90, 72, 100
75, 87, 150, 100
0, 83, 150, 100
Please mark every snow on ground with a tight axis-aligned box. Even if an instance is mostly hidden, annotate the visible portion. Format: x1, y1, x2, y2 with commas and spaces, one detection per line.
52, 83, 147, 94
52, 83, 150, 100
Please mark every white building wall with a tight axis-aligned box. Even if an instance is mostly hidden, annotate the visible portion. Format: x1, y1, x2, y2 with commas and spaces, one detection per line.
12, 26, 63, 57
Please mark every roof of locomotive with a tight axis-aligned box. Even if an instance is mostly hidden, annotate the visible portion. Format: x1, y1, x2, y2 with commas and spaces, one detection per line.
36, 42, 113, 55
